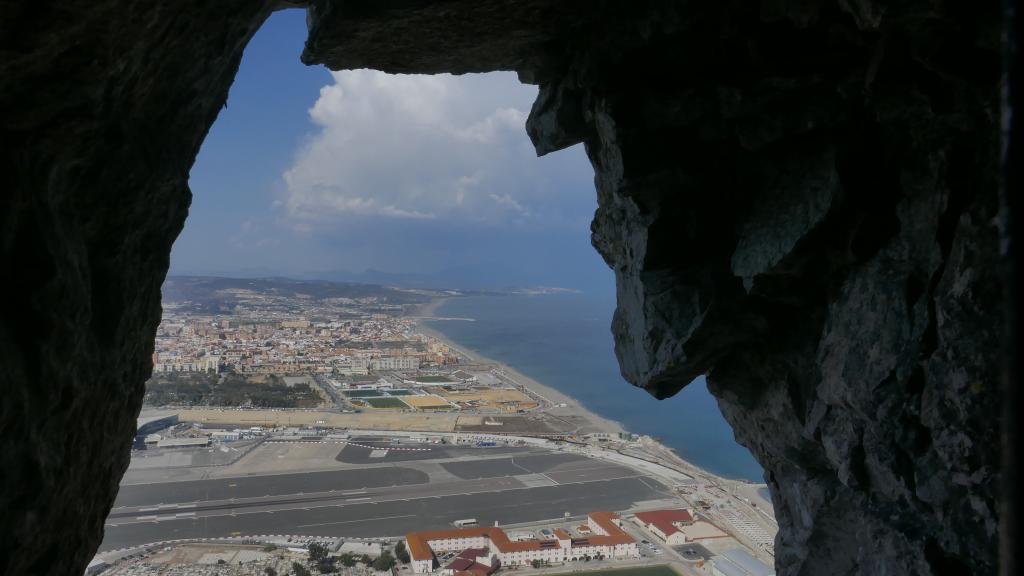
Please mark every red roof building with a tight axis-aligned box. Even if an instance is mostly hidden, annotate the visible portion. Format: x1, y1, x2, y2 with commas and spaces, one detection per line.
633, 509, 696, 545
406, 512, 640, 573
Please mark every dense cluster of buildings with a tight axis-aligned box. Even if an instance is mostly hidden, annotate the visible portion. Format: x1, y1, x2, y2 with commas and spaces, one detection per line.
150, 307, 458, 377
406, 512, 639, 574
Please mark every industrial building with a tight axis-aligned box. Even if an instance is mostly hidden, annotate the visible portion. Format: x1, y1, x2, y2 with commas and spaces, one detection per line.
155, 437, 210, 449
633, 508, 729, 545
406, 512, 639, 574
209, 429, 240, 442
633, 509, 697, 545
136, 413, 179, 437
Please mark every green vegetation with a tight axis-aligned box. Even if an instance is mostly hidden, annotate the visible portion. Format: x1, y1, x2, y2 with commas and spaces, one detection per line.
343, 390, 384, 398
414, 375, 453, 383
365, 397, 409, 409
316, 561, 337, 574
144, 372, 322, 408
395, 540, 410, 564
142, 372, 219, 405
307, 542, 330, 563
373, 550, 396, 571
387, 389, 412, 396
292, 561, 312, 576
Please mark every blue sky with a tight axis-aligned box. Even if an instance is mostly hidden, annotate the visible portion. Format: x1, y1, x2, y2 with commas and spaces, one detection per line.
172, 9, 611, 293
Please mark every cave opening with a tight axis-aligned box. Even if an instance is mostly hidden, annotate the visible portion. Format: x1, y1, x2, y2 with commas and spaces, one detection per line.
116, 1, 768, 556
1, 2, 1010, 575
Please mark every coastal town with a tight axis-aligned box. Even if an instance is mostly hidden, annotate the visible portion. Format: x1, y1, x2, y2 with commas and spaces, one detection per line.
92, 277, 778, 576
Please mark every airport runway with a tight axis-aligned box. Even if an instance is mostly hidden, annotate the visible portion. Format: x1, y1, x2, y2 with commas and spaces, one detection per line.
114, 467, 429, 507
101, 476, 665, 551
101, 442, 672, 551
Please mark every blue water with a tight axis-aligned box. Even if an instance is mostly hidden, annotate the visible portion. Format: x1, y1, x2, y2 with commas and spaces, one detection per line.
426, 292, 763, 481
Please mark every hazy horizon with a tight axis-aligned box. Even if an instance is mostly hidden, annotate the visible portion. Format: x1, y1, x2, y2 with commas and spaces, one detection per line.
172, 10, 612, 294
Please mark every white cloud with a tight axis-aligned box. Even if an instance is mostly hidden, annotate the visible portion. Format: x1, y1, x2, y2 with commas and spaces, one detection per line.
281, 70, 552, 227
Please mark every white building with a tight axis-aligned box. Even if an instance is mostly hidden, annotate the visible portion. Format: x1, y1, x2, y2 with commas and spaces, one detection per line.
210, 430, 240, 442
370, 356, 420, 371
406, 512, 638, 573
633, 509, 698, 545
156, 437, 210, 449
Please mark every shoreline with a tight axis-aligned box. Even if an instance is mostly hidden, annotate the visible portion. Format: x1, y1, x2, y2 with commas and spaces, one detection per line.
412, 297, 770, 495
414, 298, 627, 436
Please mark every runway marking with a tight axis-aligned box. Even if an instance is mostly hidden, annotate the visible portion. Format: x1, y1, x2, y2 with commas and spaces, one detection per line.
112, 474, 651, 523
637, 478, 659, 491
341, 441, 431, 452
510, 457, 533, 475
296, 514, 415, 528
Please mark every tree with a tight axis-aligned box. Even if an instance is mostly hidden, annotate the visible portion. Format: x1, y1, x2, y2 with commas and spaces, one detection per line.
264, 568, 278, 576
339, 554, 357, 568
373, 550, 395, 571
292, 561, 313, 576
361, 554, 373, 565
317, 561, 338, 574
308, 542, 330, 563
395, 541, 410, 564
531, 560, 542, 569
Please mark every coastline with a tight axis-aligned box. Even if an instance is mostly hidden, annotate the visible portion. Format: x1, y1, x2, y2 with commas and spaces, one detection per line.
414, 297, 627, 436
412, 297, 770, 494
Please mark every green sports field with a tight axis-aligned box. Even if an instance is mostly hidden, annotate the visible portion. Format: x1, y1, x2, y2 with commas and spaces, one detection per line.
343, 390, 383, 398
365, 397, 409, 409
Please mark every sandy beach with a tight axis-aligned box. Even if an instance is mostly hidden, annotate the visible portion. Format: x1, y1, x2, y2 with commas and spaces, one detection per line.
414, 298, 627, 436
412, 298, 771, 496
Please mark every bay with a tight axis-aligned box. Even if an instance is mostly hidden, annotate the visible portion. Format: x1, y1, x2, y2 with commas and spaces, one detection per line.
426, 292, 764, 481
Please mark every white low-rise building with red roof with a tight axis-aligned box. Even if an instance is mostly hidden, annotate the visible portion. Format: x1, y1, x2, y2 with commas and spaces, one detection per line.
633, 509, 697, 545
405, 512, 639, 573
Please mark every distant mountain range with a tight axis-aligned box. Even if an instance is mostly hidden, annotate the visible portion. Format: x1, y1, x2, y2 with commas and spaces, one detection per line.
161, 275, 462, 313
168, 263, 600, 294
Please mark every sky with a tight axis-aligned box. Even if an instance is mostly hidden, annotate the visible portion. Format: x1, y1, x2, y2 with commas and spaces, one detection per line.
172, 9, 611, 293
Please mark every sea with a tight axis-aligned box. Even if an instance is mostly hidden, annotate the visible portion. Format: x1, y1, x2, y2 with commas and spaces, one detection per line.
425, 292, 764, 482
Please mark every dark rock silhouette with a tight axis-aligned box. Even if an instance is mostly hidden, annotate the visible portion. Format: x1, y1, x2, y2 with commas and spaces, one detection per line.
0, 1, 1010, 574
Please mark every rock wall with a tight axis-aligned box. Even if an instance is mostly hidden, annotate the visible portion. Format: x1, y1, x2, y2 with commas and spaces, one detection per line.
0, 1, 276, 573
0, 0, 1007, 574
533, 3, 1003, 575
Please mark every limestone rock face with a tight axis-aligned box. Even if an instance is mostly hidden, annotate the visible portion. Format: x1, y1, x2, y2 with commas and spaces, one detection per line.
517, 3, 1003, 574
0, 1, 1006, 574
0, 1, 276, 573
